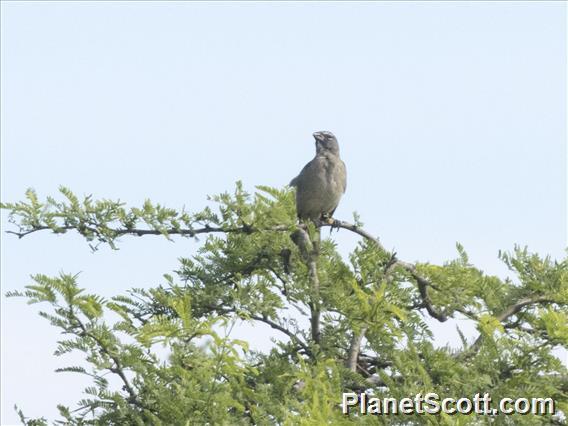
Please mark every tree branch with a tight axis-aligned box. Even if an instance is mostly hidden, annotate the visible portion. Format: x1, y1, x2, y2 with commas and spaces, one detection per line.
5, 207, 451, 324
463, 295, 559, 359
322, 220, 449, 322
346, 327, 367, 372
71, 314, 144, 410
495, 295, 556, 323
308, 228, 322, 346
291, 226, 321, 346
6, 224, 290, 239
251, 314, 312, 356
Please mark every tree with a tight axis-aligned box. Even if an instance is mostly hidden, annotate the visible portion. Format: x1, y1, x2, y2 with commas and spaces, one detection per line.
2, 183, 567, 425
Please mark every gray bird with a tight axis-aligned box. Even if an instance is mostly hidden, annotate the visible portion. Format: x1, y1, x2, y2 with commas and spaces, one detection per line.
290, 131, 347, 222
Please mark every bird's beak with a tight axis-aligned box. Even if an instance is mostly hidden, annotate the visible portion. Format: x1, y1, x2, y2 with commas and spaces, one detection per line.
313, 132, 324, 142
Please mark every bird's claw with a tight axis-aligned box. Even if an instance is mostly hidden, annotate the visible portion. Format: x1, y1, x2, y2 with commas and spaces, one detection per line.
320, 214, 339, 234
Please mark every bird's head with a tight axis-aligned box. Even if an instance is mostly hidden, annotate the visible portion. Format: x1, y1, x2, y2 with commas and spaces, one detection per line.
313, 131, 340, 155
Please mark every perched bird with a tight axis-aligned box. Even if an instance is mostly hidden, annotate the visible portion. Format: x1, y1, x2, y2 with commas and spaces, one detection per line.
290, 131, 347, 222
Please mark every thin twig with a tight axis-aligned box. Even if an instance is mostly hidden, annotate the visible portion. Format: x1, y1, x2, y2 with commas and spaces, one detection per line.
72, 314, 144, 410
208, 305, 311, 356
251, 314, 312, 356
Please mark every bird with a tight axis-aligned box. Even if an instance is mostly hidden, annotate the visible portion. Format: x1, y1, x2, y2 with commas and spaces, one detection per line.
289, 131, 347, 222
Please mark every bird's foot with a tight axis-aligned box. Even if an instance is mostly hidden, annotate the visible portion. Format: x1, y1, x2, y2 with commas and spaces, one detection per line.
320, 214, 340, 234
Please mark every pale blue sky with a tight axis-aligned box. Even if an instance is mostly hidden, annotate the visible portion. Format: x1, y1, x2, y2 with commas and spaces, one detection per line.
1, 1, 566, 424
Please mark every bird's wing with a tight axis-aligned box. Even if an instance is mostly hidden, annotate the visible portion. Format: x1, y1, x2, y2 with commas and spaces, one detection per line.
290, 157, 324, 188
340, 159, 347, 193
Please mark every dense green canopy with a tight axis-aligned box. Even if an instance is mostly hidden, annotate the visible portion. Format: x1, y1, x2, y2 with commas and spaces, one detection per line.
2, 184, 567, 425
